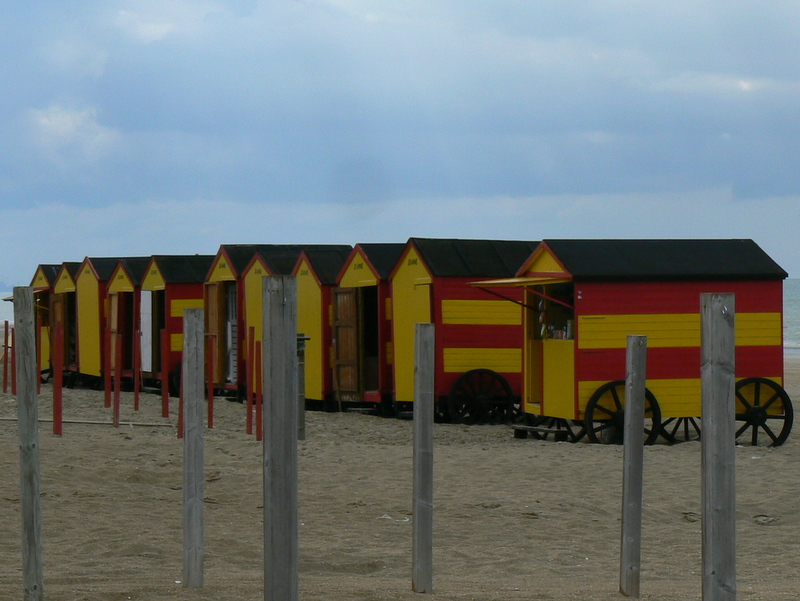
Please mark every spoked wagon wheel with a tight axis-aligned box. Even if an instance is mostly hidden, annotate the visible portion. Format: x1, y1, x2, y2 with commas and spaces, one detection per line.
734, 377, 793, 447
448, 369, 516, 424
584, 380, 661, 445
660, 417, 701, 443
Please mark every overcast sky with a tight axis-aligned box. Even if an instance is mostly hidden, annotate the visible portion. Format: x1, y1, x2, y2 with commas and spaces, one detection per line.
2, 1, 799, 286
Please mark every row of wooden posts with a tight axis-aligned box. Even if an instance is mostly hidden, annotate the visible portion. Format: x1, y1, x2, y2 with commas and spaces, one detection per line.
14, 286, 737, 600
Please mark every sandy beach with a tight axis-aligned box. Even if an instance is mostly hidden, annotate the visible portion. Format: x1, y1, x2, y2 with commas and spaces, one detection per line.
0, 360, 798, 600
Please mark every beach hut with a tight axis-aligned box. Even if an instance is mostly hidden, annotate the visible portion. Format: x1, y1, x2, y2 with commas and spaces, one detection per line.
238, 244, 351, 401
478, 239, 792, 445
30, 264, 61, 377
51, 262, 82, 376
206, 244, 350, 397
140, 255, 214, 392
292, 245, 354, 408
331, 243, 405, 412
389, 238, 540, 420
106, 258, 152, 388
74, 257, 148, 382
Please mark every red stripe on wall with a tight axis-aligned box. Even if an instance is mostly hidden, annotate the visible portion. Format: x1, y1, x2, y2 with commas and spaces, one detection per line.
575, 280, 783, 315
438, 324, 523, 348
576, 344, 783, 382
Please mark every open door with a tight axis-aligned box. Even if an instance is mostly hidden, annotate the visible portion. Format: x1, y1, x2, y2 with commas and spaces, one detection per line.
333, 287, 359, 404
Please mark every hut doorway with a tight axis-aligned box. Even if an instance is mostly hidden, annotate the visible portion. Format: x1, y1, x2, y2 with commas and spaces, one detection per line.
333, 286, 380, 404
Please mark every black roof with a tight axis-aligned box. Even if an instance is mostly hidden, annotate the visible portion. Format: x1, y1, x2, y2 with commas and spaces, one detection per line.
63, 262, 82, 278
151, 255, 215, 284
541, 239, 788, 281
86, 257, 150, 282
411, 238, 540, 278
300, 246, 353, 285
120, 258, 152, 286
219, 244, 352, 278
218, 245, 261, 276
356, 243, 406, 280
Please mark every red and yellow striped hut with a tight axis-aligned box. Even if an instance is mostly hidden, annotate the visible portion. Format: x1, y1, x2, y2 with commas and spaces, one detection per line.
240, 244, 350, 403
140, 255, 214, 393
331, 243, 405, 412
485, 239, 791, 446
390, 238, 539, 420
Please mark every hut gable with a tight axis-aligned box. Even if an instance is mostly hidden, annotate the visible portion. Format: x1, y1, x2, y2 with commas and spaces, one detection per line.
535, 239, 788, 282
31, 264, 61, 289
108, 258, 151, 293
53, 262, 81, 294
208, 245, 258, 282
410, 238, 540, 278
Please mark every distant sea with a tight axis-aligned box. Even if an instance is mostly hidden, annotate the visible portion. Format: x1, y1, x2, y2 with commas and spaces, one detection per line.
1, 280, 799, 355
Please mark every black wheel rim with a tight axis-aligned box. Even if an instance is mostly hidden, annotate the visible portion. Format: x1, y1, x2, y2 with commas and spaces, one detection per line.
734, 377, 793, 447
448, 369, 516, 424
584, 380, 661, 445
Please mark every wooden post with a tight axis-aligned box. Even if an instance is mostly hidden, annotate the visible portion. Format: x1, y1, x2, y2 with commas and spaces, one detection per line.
104, 324, 112, 408
262, 276, 298, 601
133, 328, 141, 411
3, 319, 8, 393
15, 287, 44, 601
182, 308, 205, 588
620, 335, 647, 598
255, 343, 263, 442
53, 321, 64, 437
161, 328, 169, 418
297, 335, 307, 441
12, 327, 17, 395
207, 333, 215, 429
35, 314, 41, 394
412, 323, 435, 594
113, 330, 122, 428
247, 326, 255, 435
701, 293, 736, 601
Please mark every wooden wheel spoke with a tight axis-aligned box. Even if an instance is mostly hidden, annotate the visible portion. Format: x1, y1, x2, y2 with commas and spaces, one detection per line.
760, 391, 782, 412
735, 389, 753, 411
609, 387, 623, 411
594, 403, 616, 419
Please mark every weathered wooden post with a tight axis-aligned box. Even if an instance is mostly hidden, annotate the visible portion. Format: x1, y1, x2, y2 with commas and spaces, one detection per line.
263, 276, 299, 601
183, 308, 205, 588
207, 333, 215, 429
620, 334, 647, 598
297, 335, 308, 441
412, 323, 435, 594
52, 320, 64, 436
15, 287, 44, 601
701, 293, 736, 601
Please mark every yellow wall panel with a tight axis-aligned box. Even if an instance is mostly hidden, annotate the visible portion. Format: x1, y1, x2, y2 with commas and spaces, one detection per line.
442, 348, 521, 374
542, 340, 574, 419
77, 269, 102, 377
579, 312, 782, 349
243, 260, 270, 355
296, 260, 324, 401
108, 269, 134, 293
170, 298, 204, 318
171, 333, 183, 352
391, 247, 432, 403
522, 248, 565, 275
54, 271, 76, 294
441, 300, 521, 325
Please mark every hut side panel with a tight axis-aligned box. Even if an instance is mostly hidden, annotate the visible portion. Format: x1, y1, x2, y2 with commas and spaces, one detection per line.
391, 247, 432, 405
76, 265, 104, 377
296, 260, 326, 402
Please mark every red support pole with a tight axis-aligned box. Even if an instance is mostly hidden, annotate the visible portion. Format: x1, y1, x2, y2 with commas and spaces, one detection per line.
246, 326, 255, 435
36, 314, 42, 394
3, 320, 8, 393
133, 329, 141, 411
104, 324, 112, 408
11, 327, 16, 396
160, 328, 169, 418
207, 333, 215, 429
255, 342, 263, 441
53, 321, 64, 436
113, 331, 122, 428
